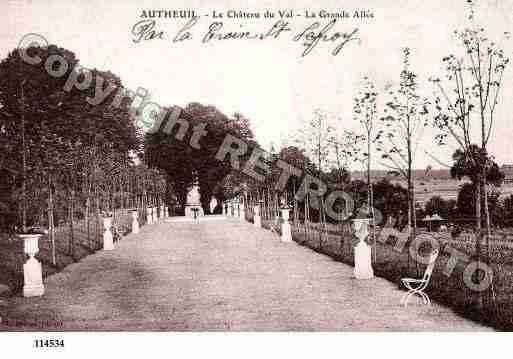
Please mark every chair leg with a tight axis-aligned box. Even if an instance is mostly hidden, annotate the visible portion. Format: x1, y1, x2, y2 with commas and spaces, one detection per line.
400, 292, 407, 305
400, 290, 409, 305
420, 292, 431, 306
420, 292, 428, 305
401, 289, 430, 307
402, 290, 415, 307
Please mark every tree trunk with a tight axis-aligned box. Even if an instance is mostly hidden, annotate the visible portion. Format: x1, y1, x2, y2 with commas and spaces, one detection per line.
305, 194, 310, 242
483, 177, 491, 263
406, 128, 417, 275
48, 176, 56, 266
319, 195, 323, 250
95, 184, 100, 248
21, 91, 27, 232
475, 176, 483, 308
69, 190, 75, 260
85, 194, 91, 246
294, 188, 299, 228
409, 183, 418, 276
483, 172, 494, 305
406, 176, 411, 273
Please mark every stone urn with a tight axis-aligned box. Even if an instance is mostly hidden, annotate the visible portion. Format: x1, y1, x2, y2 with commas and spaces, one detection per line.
103, 216, 114, 251
19, 234, 45, 297
131, 210, 139, 234
281, 206, 292, 242
352, 218, 374, 279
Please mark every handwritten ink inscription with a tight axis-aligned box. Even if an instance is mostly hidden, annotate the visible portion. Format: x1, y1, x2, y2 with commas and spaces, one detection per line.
130, 18, 361, 57
293, 20, 360, 56
132, 20, 165, 43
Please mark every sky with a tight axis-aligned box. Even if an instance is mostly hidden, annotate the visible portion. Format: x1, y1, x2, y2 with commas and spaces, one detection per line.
2, 0, 513, 171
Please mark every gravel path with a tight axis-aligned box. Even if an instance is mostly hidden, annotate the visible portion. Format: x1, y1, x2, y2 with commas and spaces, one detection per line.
0, 218, 491, 331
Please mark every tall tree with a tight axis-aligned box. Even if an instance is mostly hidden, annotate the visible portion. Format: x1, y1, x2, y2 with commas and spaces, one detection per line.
353, 76, 378, 213
145, 103, 255, 213
377, 48, 429, 239
0, 45, 140, 235
431, 1, 510, 285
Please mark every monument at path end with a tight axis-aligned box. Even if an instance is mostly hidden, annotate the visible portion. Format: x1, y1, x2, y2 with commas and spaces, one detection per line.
184, 182, 204, 218
209, 197, 217, 214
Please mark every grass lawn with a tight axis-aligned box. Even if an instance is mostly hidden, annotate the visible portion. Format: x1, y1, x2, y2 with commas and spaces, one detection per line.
260, 218, 513, 330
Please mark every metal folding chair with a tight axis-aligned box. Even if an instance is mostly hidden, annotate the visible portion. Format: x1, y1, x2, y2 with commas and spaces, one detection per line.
400, 249, 439, 307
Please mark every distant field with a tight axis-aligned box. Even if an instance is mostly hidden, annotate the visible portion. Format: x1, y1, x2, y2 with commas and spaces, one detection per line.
411, 179, 513, 204
352, 167, 513, 205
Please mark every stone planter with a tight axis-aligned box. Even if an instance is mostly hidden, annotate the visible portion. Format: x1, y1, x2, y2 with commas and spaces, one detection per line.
103, 217, 114, 251
352, 218, 374, 279
19, 234, 45, 297
281, 207, 292, 242
131, 210, 139, 234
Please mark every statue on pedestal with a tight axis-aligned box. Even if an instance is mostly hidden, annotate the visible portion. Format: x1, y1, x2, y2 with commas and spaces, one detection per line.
185, 173, 204, 218
209, 197, 217, 214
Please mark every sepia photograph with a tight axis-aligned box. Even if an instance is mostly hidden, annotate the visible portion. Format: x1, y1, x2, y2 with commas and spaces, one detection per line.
1, 0, 513, 354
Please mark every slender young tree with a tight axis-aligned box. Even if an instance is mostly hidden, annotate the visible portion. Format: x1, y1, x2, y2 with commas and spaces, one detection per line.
378, 48, 429, 245
327, 128, 364, 216
296, 109, 334, 248
430, 2, 509, 300
353, 76, 379, 259
354, 76, 379, 211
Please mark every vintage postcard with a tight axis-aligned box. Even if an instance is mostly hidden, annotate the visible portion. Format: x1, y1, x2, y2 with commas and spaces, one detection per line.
1, 0, 513, 352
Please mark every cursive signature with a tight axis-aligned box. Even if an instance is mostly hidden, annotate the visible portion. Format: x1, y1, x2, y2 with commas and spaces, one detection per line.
293, 19, 360, 57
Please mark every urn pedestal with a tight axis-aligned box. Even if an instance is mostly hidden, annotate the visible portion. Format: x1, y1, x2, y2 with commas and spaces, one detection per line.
253, 205, 261, 228
152, 207, 158, 223
240, 205, 246, 222
146, 208, 153, 225
281, 207, 292, 242
352, 218, 374, 279
131, 210, 139, 234
103, 217, 114, 251
164, 206, 169, 218
160, 206, 165, 220
20, 234, 45, 297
